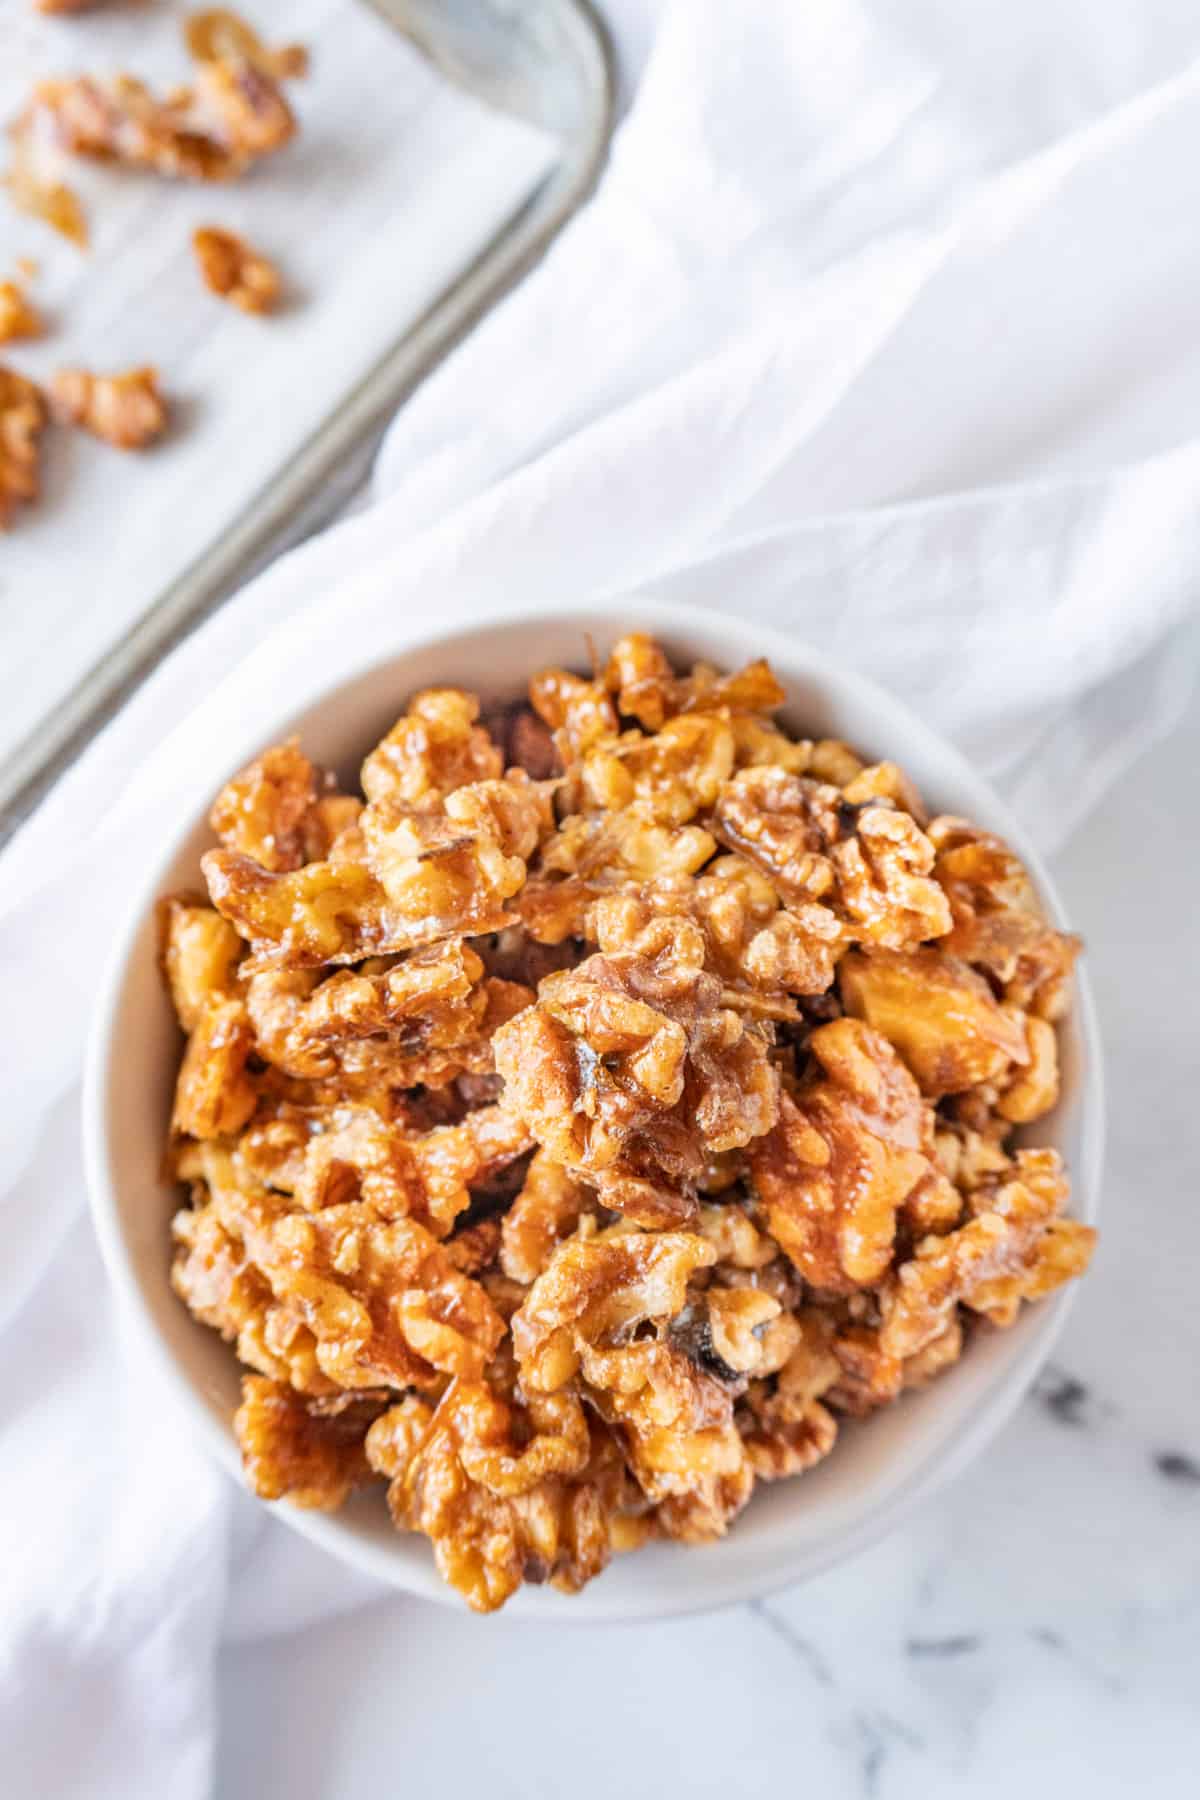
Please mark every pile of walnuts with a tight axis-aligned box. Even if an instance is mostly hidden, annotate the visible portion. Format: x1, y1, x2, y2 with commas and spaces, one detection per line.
164, 634, 1095, 1610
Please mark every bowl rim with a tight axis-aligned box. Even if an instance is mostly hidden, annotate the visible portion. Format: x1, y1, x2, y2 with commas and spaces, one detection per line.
82, 596, 1105, 1622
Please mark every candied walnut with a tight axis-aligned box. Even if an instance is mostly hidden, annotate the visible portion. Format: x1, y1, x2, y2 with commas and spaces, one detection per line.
159, 894, 243, 1030
204, 848, 395, 967
203, 775, 539, 968
365, 1394, 434, 1486
356, 775, 548, 945
675, 1285, 781, 1379
931, 817, 1080, 1019
189, 55, 295, 161
652, 1457, 755, 1542
193, 224, 281, 312
513, 1246, 753, 1532
0, 365, 47, 529
716, 768, 950, 949
513, 1229, 716, 1394
750, 1017, 933, 1292
714, 767, 839, 903
235, 1375, 376, 1508
384, 1379, 638, 1611
296, 1102, 531, 1236
171, 996, 256, 1138
579, 714, 735, 825
839, 947, 1030, 1098
255, 1202, 506, 1390
994, 1014, 1059, 1124
879, 1151, 1094, 1357
902, 1317, 964, 1389
521, 806, 716, 945
693, 1201, 776, 1271
500, 1150, 597, 1284
592, 862, 840, 1010
171, 1163, 332, 1396
494, 920, 778, 1224
185, 10, 308, 83
245, 940, 529, 1090
529, 666, 618, 763
209, 740, 322, 871
737, 1315, 840, 1477
52, 366, 167, 449
444, 1216, 502, 1276
362, 689, 502, 807
842, 759, 927, 821
902, 1167, 964, 1238
0, 278, 41, 344
601, 634, 787, 732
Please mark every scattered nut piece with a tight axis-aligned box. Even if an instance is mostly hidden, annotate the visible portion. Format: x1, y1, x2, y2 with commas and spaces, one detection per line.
192, 224, 281, 313
0, 277, 41, 344
0, 365, 47, 528
52, 365, 167, 449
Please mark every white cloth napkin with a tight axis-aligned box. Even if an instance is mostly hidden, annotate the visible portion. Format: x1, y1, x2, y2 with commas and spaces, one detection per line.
4, 2, 1200, 1794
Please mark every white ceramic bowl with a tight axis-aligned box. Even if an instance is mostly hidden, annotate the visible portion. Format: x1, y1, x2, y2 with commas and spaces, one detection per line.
84, 601, 1103, 1621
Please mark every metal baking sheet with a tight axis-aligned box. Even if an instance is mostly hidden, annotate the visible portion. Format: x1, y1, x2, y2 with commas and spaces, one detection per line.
0, 0, 613, 840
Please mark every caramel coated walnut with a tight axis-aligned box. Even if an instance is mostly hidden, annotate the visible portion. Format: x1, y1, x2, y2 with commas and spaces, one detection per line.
361, 689, 502, 807
387, 1383, 640, 1612
0, 279, 41, 344
880, 1150, 1094, 1357
20, 52, 295, 183
294, 1102, 532, 1236
839, 947, 1030, 1098
52, 366, 167, 450
0, 365, 47, 528
601, 633, 786, 732
931, 817, 1079, 1019
159, 896, 243, 1030
500, 1150, 597, 1284
171, 997, 257, 1139
513, 1229, 717, 1394
494, 918, 778, 1223
749, 1017, 933, 1292
520, 806, 716, 945
235, 1375, 377, 1508
255, 1202, 506, 1390
209, 740, 348, 871
715, 767, 950, 949
245, 940, 530, 1090
592, 863, 840, 1010
193, 225, 281, 313
203, 773, 543, 966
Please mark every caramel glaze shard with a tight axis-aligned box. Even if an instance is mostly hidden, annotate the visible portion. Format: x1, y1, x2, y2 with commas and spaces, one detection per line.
193, 223, 281, 312
235, 1375, 380, 1509
493, 914, 778, 1225
749, 1017, 934, 1293
52, 365, 167, 449
0, 365, 47, 528
164, 633, 1095, 1612
0, 278, 41, 344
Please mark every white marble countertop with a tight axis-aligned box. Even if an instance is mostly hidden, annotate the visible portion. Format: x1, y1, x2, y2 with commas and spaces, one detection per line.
205, 679, 1200, 1799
